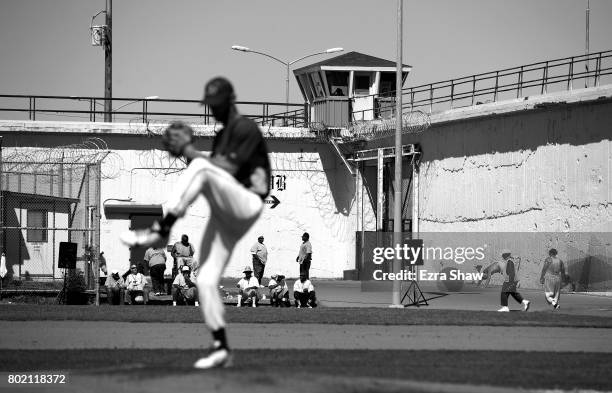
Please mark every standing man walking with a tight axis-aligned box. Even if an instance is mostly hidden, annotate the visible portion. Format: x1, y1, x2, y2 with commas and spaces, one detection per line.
250, 235, 267, 284
540, 248, 566, 310
296, 232, 312, 279
497, 249, 530, 312
121, 76, 270, 369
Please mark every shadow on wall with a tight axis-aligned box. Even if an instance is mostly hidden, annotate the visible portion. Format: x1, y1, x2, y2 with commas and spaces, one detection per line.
566, 234, 612, 292
368, 100, 612, 162
319, 145, 355, 217
3, 207, 30, 280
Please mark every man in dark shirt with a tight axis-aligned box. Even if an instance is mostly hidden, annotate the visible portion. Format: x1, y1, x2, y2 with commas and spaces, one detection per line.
497, 249, 530, 312
121, 77, 269, 369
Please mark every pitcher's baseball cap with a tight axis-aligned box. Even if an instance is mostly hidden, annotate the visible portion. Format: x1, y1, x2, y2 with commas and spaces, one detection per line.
202, 77, 234, 106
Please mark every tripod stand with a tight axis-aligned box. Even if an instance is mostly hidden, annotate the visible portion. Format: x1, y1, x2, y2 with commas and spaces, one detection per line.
400, 268, 428, 307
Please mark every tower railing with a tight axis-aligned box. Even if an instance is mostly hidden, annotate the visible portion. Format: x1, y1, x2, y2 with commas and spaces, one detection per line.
352, 49, 612, 119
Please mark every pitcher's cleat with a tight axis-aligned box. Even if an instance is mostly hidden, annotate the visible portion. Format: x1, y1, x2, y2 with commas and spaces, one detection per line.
523, 300, 530, 311
553, 303, 560, 310
120, 223, 166, 248
497, 306, 510, 312
194, 347, 232, 369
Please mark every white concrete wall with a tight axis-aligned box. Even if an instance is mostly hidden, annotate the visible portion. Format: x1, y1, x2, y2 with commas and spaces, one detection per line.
365, 86, 612, 289
0, 121, 360, 280
99, 148, 359, 279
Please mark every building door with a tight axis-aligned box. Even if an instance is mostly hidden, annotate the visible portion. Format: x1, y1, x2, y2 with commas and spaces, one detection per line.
352, 72, 374, 121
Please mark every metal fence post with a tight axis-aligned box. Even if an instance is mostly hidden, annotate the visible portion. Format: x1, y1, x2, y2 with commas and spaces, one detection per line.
517, 66, 523, 98
493, 72, 499, 102
450, 80, 455, 109
429, 84, 433, 114
471, 75, 476, 105
595, 52, 602, 86
568, 57, 574, 91
542, 61, 549, 94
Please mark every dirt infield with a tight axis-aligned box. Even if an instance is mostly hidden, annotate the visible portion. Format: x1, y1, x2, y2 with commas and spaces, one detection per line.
2, 305, 612, 392
2, 320, 612, 353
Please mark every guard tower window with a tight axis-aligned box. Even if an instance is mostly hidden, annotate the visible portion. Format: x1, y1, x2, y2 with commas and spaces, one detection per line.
379, 72, 396, 96
27, 209, 48, 243
326, 71, 349, 96
354, 73, 372, 95
308, 73, 325, 98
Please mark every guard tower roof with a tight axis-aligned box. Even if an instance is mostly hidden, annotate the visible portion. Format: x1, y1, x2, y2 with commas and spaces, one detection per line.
294, 51, 411, 74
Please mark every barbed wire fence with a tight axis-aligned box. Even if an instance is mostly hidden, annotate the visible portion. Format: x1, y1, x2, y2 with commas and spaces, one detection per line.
1, 138, 109, 304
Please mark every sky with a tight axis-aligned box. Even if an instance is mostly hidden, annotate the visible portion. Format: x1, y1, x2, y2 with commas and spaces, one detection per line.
1, 0, 611, 104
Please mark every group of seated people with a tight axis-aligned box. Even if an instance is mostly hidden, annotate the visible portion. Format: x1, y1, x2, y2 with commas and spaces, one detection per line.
104, 264, 149, 305
105, 263, 317, 308
236, 266, 317, 308
104, 263, 199, 306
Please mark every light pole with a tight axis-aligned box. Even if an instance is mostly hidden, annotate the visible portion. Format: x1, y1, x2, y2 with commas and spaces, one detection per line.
105, 0, 112, 122
391, 0, 403, 308
231, 45, 343, 113
585, 0, 590, 88
90, 0, 112, 122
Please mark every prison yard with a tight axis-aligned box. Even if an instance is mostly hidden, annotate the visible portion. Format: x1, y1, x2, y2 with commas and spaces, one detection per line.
1, 5, 612, 390
1, 297, 612, 393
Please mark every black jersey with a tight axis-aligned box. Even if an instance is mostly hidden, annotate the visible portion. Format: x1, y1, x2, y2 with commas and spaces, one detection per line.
211, 116, 271, 199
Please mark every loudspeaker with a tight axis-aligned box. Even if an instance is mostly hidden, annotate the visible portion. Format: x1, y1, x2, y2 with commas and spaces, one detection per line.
58, 242, 77, 269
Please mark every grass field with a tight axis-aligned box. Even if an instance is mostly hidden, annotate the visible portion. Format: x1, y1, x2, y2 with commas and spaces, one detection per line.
1, 304, 612, 327
1, 350, 611, 392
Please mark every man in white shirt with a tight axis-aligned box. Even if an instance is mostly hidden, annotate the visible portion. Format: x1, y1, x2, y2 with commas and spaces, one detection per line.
250, 235, 268, 285
172, 265, 199, 306
236, 266, 259, 307
125, 264, 148, 305
268, 274, 290, 307
293, 273, 317, 308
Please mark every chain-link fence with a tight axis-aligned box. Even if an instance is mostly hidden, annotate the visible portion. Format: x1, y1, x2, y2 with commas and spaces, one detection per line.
0, 158, 101, 304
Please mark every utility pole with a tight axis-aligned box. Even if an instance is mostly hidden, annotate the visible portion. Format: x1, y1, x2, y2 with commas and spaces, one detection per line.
585, 0, 590, 88
104, 0, 112, 122
391, 0, 403, 307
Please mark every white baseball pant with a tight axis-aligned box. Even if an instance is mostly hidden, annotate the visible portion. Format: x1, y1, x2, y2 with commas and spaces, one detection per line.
165, 157, 263, 330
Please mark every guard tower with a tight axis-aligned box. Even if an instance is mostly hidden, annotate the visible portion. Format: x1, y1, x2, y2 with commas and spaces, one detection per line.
293, 51, 412, 127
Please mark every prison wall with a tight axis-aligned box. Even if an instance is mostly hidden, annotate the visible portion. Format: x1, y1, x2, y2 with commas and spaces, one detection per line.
0, 121, 358, 280
368, 86, 612, 290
